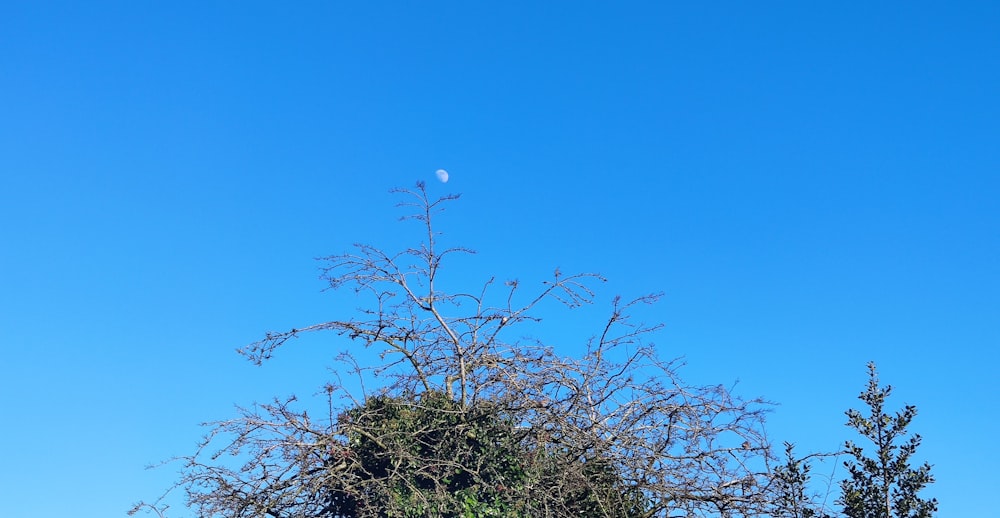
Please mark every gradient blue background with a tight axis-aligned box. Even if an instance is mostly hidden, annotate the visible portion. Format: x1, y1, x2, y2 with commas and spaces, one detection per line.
1, 2, 997, 516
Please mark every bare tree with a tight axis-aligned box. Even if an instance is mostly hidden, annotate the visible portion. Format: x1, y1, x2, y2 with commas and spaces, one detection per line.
133, 183, 790, 518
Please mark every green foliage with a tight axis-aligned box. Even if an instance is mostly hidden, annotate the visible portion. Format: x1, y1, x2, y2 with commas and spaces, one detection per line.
326, 391, 648, 517
325, 391, 525, 517
770, 443, 833, 518
839, 363, 937, 518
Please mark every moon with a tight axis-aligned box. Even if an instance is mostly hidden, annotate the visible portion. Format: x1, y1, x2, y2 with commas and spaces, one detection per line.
435, 169, 449, 183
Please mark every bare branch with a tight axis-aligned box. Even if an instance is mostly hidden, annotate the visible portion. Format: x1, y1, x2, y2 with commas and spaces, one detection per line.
143, 184, 805, 518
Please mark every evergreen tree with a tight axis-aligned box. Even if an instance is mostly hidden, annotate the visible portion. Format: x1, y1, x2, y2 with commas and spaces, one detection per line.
770, 442, 833, 518
839, 362, 937, 518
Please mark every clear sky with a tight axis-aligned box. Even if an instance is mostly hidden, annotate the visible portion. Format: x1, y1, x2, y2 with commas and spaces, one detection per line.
1, 2, 997, 516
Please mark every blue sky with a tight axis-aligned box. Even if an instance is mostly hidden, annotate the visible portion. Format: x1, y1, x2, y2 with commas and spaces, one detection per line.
1, 2, 997, 516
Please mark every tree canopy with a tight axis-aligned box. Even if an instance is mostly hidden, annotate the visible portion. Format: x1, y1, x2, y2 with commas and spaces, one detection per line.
132, 184, 935, 518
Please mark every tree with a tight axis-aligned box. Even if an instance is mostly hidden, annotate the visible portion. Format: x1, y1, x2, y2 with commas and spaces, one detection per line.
768, 443, 834, 518
133, 183, 789, 517
838, 363, 937, 518
317, 390, 532, 517
319, 390, 647, 517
